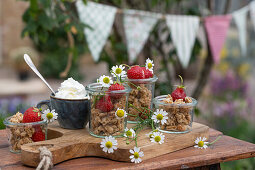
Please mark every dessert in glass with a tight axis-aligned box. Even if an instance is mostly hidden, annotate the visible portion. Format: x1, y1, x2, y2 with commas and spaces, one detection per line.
86, 77, 131, 138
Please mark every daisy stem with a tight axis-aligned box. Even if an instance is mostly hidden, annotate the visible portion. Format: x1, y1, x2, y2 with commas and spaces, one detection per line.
208, 135, 222, 146
151, 120, 155, 130
124, 81, 141, 90
121, 64, 131, 69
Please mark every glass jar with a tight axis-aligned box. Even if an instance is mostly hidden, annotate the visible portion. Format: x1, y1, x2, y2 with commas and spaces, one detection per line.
86, 83, 131, 138
153, 95, 197, 133
127, 76, 158, 123
4, 117, 47, 153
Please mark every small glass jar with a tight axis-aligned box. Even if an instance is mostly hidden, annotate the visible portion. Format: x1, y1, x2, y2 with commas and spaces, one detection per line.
4, 117, 47, 153
127, 76, 158, 123
86, 83, 131, 138
153, 95, 197, 133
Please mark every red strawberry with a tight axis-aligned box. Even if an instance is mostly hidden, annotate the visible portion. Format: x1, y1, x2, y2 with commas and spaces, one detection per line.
108, 83, 125, 99
139, 108, 150, 120
127, 66, 145, 79
32, 130, 45, 142
22, 107, 42, 123
95, 95, 113, 112
171, 75, 186, 101
142, 67, 153, 78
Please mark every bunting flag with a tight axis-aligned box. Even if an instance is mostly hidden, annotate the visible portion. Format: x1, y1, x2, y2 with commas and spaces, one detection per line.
76, 1, 117, 61
250, 1, 255, 31
165, 15, 200, 68
233, 6, 249, 57
204, 15, 232, 63
123, 9, 162, 63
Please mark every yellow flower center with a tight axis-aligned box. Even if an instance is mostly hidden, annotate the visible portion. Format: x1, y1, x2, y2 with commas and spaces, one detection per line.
103, 77, 110, 84
115, 68, 122, 74
153, 129, 159, 133
126, 130, 132, 137
155, 136, 161, 142
116, 110, 125, 118
46, 112, 53, 120
149, 134, 153, 138
156, 114, 163, 120
198, 141, 204, 147
134, 152, 139, 159
105, 141, 113, 148
148, 63, 152, 69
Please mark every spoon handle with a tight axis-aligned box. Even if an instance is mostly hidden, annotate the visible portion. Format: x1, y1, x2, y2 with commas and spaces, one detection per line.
24, 54, 56, 95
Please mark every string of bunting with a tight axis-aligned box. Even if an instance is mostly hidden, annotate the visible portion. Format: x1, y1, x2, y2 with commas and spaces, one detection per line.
76, 0, 255, 68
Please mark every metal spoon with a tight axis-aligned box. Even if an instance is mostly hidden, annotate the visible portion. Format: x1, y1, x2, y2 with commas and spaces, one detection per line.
24, 54, 56, 95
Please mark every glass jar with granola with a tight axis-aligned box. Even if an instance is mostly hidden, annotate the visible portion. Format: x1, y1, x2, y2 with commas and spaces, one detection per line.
4, 112, 47, 153
153, 94, 197, 133
86, 83, 131, 138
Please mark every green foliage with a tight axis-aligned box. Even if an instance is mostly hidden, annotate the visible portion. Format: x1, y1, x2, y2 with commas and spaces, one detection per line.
21, 0, 88, 79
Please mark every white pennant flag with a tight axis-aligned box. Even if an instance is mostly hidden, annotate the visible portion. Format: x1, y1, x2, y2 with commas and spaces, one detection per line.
166, 15, 200, 68
123, 9, 162, 63
250, 1, 255, 31
76, 1, 117, 61
233, 6, 249, 57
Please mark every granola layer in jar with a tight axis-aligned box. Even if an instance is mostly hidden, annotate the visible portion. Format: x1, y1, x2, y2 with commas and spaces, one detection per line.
153, 95, 197, 133
127, 76, 158, 123
4, 112, 47, 153
86, 83, 131, 137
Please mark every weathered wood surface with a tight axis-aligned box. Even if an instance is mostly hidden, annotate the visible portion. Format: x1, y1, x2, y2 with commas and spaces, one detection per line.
21, 122, 209, 167
0, 127, 255, 169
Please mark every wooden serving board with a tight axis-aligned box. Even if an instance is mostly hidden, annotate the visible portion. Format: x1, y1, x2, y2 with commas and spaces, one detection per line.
21, 122, 209, 167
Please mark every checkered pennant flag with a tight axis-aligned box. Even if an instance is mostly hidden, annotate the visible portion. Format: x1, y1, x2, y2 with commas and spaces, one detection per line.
233, 6, 249, 57
76, 1, 117, 61
166, 15, 200, 68
123, 9, 162, 63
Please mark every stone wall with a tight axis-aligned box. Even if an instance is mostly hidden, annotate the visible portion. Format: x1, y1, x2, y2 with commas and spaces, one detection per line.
0, 0, 32, 65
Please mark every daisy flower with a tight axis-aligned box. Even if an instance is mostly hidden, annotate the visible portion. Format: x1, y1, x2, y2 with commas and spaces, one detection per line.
146, 128, 160, 138
111, 65, 126, 78
151, 109, 168, 125
194, 137, 209, 149
145, 58, 154, 73
97, 75, 113, 87
100, 136, 118, 153
115, 108, 127, 119
124, 127, 136, 138
129, 147, 144, 163
42, 109, 58, 123
150, 132, 165, 144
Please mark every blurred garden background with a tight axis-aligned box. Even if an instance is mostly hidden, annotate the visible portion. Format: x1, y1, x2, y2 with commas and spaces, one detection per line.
0, 0, 255, 169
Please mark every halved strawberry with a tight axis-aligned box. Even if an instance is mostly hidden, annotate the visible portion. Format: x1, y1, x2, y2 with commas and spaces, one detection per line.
22, 107, 42, 123
141, 67, 153, 78
32, 129, 45, 142
127, 66, 145, 79
95, 95, 114, 112
108, 83, 125, 99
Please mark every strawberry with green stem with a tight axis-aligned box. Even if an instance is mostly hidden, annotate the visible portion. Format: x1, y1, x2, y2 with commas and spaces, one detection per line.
171, 75, 186, 101
22, 107, 42, 123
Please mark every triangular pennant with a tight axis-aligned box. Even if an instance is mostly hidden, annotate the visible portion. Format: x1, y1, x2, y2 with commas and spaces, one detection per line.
233, 6, 249, 57
76, 1, 117, 61
204, 15, 232, 63
123, 9, 162, 63
250, 1, 255, 31
165, 15, 200, 68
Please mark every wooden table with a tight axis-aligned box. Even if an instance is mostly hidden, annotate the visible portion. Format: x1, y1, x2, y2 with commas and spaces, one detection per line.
1, 128, 255, 170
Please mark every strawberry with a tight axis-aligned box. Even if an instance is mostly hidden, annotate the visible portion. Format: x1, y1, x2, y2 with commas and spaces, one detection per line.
142, 67, 153, 78
22, 107, 42, 123
108, 83, 125, 99
171, 75, 186, 101
32, 129, 45, 142
95, 95, 113, 112
138, 108, 150, 120
127, 66, 145, 79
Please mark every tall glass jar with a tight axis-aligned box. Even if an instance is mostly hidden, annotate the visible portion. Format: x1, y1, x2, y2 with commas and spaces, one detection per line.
153, 95, 197, 133
4, 117, 47, 153
127, 76, 158, 123
86, 83, 131, 138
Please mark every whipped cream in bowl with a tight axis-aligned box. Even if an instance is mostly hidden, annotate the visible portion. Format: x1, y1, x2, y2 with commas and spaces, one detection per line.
55, 78, 88, 100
